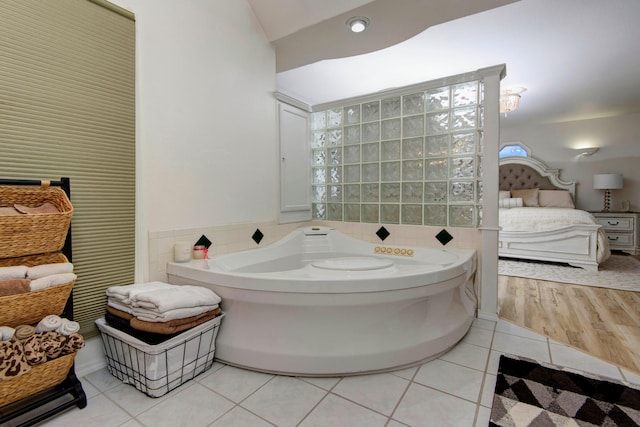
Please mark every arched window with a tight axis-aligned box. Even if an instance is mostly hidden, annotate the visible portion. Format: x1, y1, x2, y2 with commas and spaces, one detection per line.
499, 143, 530, 158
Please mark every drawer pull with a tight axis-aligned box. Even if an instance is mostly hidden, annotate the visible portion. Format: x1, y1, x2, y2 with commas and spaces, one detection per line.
608, 236, 619, 241
607, 221, 619, 226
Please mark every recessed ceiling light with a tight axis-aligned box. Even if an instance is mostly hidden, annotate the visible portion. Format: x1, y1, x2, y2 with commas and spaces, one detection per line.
347, 16, 369, 33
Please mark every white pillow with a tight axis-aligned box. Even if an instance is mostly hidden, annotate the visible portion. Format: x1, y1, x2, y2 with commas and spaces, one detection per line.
499, 190, 511, 200
499, 197, 523, 209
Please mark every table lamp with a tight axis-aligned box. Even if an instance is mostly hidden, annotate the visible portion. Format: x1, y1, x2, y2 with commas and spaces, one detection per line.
593, 173, 623, 212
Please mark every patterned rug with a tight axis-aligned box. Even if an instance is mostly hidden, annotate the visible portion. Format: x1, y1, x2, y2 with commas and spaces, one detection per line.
498, 254, 640, 292
490, 355, 640, 427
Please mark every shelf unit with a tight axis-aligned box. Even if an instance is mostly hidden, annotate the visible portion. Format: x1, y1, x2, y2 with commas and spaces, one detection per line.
0, 177, 87, 427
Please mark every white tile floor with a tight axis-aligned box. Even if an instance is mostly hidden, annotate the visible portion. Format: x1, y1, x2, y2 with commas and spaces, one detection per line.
21, 318, 640, 427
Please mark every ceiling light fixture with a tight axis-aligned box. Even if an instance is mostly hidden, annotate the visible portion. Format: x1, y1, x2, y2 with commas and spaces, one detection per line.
499, 87, 527, 116
347, 16, 369, 33
574, 147, 599, 157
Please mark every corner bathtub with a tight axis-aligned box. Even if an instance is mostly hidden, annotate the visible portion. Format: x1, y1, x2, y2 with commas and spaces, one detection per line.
167, 226, 477, 376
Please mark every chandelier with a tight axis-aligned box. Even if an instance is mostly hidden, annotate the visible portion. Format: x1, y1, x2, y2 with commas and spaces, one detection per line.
499, 87, 526, 116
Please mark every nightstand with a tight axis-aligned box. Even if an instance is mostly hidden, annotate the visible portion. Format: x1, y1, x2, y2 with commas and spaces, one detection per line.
590, 212, 639, 255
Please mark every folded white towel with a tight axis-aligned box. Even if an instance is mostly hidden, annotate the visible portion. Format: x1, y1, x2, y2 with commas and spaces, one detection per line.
133, 304, 219, 322
0, 265, 28, 281
106, 281, 174, 304
36, 315, 63, 333
107, 298, 134, 315
130, 285, 222, 313
56, 318, 81, 336
30, 273, 77, 291
0, 326, 15, 341
27, 262, 74, 280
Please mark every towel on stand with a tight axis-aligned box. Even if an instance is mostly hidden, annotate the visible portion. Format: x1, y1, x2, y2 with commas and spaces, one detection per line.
22, 335, 47, 365
36, 315, 63, 333
27, 262, 74, 280
0, 326, 16, 341
0, 266, 28, 281
38, 331, 66, 360
61, 333, 84, 355
56, 318, 80, 336
14, 324, 35, 341
0, 339, 30, 379
30, 273, 76, 291
0, 279, 31, 296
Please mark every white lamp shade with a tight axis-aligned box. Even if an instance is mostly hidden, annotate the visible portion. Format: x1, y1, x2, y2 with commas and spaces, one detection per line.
593, 173, 623, 190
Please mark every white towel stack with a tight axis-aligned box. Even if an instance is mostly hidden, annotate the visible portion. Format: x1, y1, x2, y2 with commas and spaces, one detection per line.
106, 282, 221, 322
0, 263, 76, 292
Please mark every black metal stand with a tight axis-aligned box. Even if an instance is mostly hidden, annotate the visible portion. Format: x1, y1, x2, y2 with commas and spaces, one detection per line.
0, 177, 87, 426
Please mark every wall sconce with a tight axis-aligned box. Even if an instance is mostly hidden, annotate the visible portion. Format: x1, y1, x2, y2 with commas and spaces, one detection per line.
574, 147, 599, 157
346, 16, 370, 33
593, 173, 624, 212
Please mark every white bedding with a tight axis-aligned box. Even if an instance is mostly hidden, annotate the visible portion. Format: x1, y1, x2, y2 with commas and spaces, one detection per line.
499, 207, 611, 263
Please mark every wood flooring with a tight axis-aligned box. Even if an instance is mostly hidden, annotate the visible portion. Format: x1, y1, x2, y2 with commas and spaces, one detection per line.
497, 273, 640, 375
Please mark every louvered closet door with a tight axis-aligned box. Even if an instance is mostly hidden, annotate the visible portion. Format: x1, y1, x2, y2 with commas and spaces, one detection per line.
0, 0, 135, 337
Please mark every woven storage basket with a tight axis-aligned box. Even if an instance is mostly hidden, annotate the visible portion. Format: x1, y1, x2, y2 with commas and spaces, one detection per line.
0, 352, 76, 407
0, 184, 73, 258
0, 253, 74, 327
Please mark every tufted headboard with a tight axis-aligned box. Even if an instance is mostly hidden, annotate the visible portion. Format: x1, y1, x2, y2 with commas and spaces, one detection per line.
499, 156, 576, 199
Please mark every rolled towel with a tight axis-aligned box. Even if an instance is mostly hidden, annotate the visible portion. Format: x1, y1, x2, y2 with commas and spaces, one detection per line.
14, 324, 36, 341
0, 326, 16, 341
0, 339, 31, 379
22, 335, 47, 365
56, 318, 80, 336
30, 272, 77, 291
36, 315, 63, 333
38, 331, 66, 360
61, 333, 84, 355
106, 281, 174, 304
130, 285, 222, 312
0, 278, 31, 296
27, 262, 74, 280
0, 265, 28, 281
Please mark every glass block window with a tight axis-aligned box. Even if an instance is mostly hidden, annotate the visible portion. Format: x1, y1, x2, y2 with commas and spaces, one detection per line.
312, 80, 484, 227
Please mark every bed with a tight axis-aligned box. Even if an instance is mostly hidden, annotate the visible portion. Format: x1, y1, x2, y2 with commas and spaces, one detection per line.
498, 156, 610, 271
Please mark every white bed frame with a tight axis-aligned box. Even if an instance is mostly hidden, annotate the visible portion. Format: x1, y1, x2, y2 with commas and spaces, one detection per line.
498, 156, 602, 271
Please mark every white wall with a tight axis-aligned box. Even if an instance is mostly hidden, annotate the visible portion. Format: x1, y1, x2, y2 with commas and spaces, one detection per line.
109, 0, 277, 281
501, 112, 640, 212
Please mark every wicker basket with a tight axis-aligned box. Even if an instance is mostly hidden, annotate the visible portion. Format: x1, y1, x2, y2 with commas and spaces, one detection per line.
0, 184, 73, 258
0, 253, 74, 327
0, 352, 76, 407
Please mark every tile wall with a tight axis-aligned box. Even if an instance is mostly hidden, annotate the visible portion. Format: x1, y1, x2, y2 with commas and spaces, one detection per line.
147, 221, 482, 282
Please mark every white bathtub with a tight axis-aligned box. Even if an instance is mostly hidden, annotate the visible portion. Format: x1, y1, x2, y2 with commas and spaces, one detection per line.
167, 226, 477, 376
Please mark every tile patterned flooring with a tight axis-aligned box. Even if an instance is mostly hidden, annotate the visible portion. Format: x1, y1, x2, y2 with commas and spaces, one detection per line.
23, 318, 640, 427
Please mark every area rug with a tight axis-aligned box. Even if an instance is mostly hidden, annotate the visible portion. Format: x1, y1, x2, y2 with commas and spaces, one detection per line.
498, 255, 640, 291
490, 355, 640, 427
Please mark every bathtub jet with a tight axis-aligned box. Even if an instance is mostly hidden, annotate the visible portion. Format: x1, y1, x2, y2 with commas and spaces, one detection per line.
167, 226, 477, 376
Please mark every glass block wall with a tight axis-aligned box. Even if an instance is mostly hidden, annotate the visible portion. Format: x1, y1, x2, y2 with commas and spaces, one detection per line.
311, 80, 484, 227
